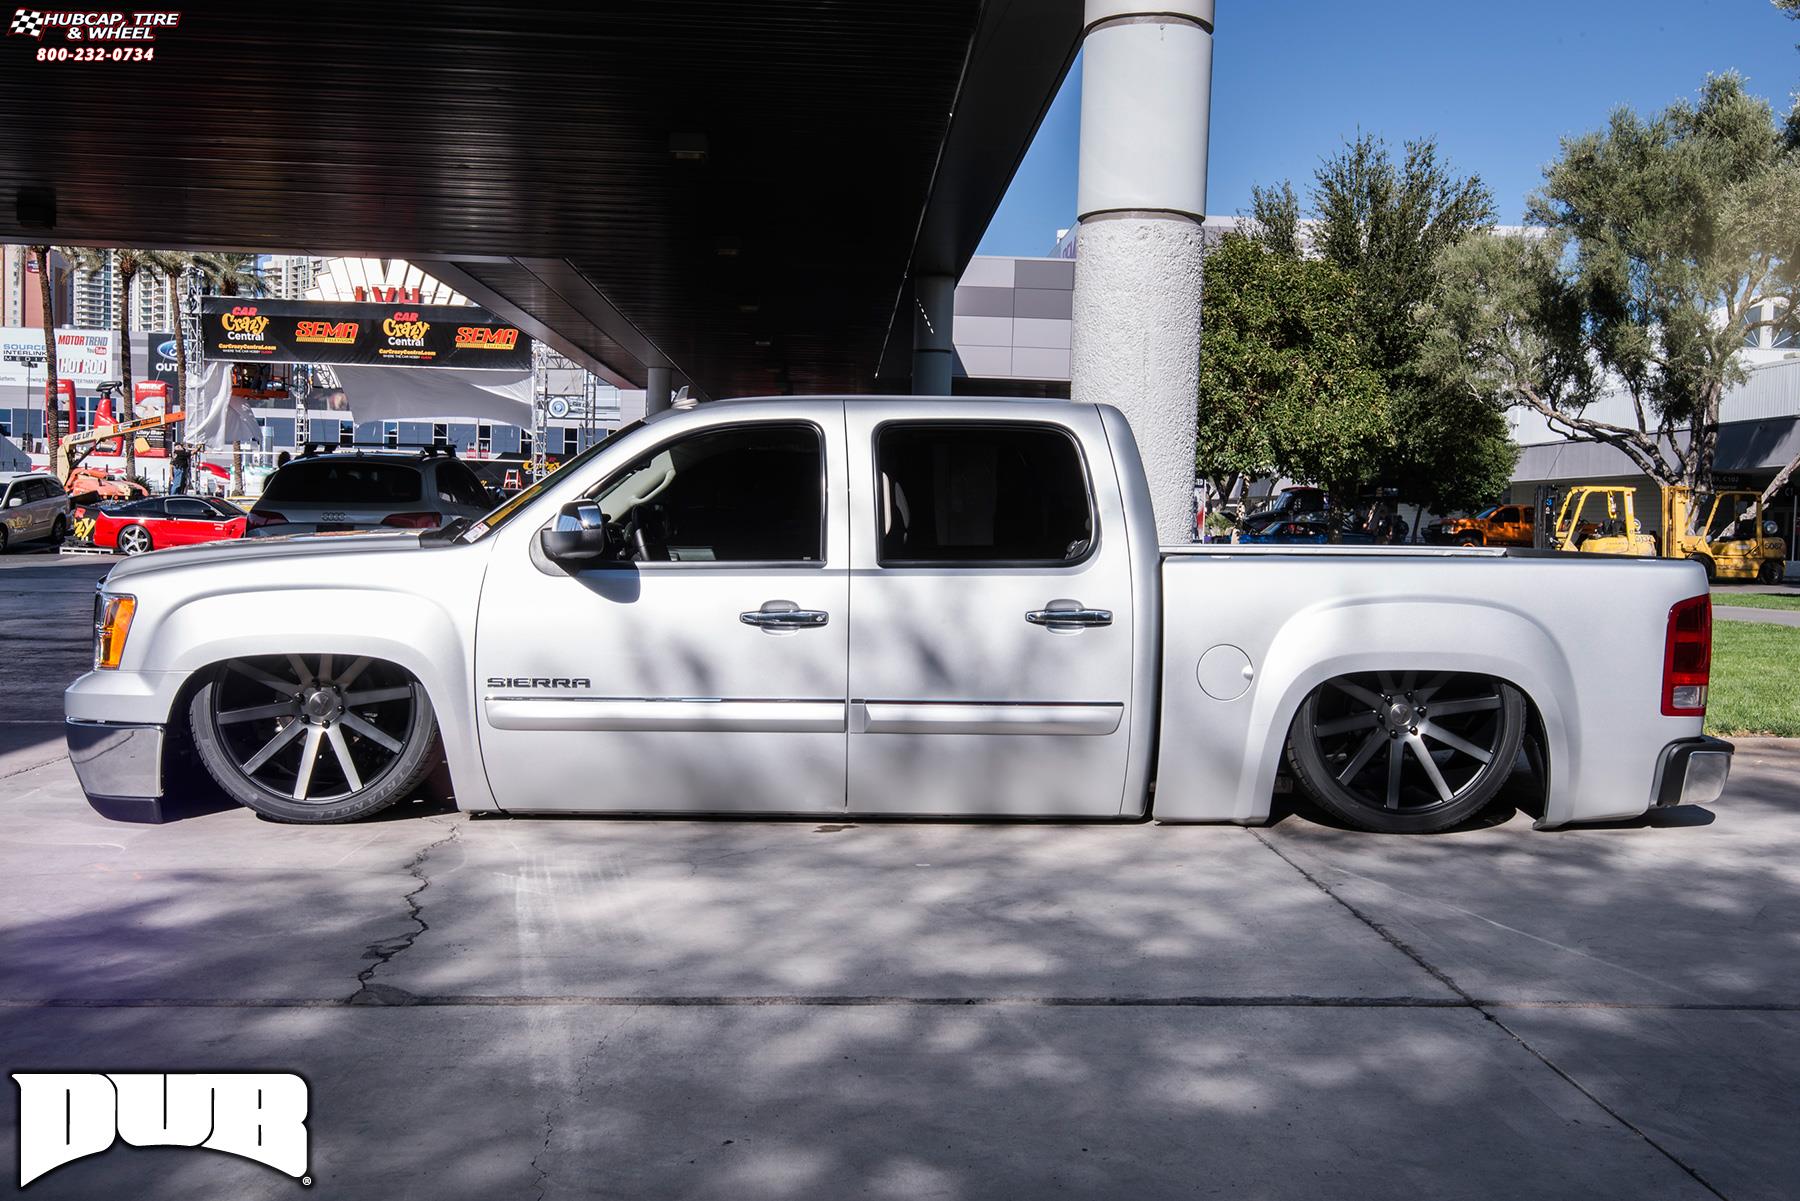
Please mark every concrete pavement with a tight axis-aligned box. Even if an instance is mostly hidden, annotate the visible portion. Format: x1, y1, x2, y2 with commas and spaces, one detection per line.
2, 552, 1797, 1199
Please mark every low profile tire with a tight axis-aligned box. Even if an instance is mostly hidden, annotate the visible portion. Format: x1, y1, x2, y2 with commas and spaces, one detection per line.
189, 654, 439, 823
1286, 670, 1527, 834
1759, 559, 1785, 585
117, 524, 153, 556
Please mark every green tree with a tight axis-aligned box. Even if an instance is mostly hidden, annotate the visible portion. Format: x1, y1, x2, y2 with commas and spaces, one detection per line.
1522, 73, 1800, 495
1246, 134, 1514, 511
1196, 235, 1390, 501
137, 250, 194, 422
61, 246, 154, 478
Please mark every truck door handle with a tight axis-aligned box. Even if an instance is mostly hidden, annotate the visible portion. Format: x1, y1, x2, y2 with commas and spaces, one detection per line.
740, 600, 829, 630
1026, 604, 1112, 629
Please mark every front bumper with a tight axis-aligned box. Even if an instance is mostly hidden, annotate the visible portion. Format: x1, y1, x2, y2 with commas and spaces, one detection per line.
1652, 735, 1734, 808
66, 719, 166, 823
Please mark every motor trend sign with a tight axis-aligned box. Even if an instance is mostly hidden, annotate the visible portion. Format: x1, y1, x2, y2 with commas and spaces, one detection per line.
12, 1072, 309, 1187
200, 297, 532, 370
0, 326, 116, 387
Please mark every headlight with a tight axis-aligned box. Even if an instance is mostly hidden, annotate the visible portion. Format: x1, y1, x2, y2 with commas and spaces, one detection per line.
94, 593, 136, 671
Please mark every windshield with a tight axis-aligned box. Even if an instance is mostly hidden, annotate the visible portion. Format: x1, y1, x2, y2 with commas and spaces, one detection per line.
459, 421, 644, 543
261, 459, 422, 506
1475, 506, 1499, 519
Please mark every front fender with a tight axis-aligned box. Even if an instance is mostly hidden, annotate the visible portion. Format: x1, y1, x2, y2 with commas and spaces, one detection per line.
66, 584, 495, 811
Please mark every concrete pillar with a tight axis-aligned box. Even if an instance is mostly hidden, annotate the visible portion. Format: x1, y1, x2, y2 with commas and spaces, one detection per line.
911, 273, 955, 396
1069, 0, 1213, 544
645, 364, 673, 415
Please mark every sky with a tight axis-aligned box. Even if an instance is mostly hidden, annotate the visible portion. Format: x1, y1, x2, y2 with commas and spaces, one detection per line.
976, 0, 1800, 256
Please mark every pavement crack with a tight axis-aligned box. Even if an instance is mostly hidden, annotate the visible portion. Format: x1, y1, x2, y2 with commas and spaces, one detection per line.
1248, 829, 1731, 1201
347, 819, 462, 1005
531, 1003, 643, 1199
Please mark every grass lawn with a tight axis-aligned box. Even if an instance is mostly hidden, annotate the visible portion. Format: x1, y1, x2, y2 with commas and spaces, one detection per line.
1708, 620, 1800, 737
1711, 592, 1800, 612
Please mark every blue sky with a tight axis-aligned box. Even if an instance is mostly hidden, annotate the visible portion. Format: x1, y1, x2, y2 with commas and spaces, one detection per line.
977, 0, 1799, 256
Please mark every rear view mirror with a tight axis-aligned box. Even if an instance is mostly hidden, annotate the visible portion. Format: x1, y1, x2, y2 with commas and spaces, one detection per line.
539, 500, 611, 562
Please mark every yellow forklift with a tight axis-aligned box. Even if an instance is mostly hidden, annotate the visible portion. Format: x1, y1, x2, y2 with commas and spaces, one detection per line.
1660, 486, 1787, 583
1541, 485, 1657, 557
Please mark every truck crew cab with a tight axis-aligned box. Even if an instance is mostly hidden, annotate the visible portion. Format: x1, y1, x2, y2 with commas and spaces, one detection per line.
66, 397, 1731, 834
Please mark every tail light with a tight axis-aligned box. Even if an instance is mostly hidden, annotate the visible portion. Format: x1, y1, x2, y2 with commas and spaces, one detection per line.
1662, 594, 1712, 716
380, 512, 441, 529
246, 510, 287, 530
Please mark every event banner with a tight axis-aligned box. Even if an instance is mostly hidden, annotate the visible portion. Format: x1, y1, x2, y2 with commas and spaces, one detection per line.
199, 297, 532, 370
0, 326, 117, 387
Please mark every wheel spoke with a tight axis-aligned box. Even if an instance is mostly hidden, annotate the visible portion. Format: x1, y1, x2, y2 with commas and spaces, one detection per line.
1408, 734, 1455, 802
341, 710, 402, 753
1337, 729, 1387, 785
318, 653, 333, 683
1419, 720, 1493, 764
344, 685, 412, 706
1378, 672, 1399, 696
1428, 695, 1501, 717
1317, 712, 1378, 737
1330, 680, 1385, 710
1414, 672, 1452, 703
227, 660, 298, 696
287, 654, 315, 687
325, 724, 363, 791
1385, 739, 1405, 809
241, 718, 303, 774
217, 700, 300, 724
292, 725, 324, 799
336, 656, 372, 689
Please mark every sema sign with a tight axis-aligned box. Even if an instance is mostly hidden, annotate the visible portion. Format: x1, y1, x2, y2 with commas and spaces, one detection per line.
199, 297, 531, 370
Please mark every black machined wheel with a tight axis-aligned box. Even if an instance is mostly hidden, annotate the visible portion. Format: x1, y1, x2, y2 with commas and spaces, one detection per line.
1286, 670, 1526, 834
189, 654, 438, 823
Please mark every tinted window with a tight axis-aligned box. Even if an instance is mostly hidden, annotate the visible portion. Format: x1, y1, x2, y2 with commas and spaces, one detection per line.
203, 497, 246, 518
166, 498, 213, 518
594, 424, 821, 562
113, 498, 165, 516
436, 461, 491, 508
876, 424, 1092, 564
1494, 507, 1518, 523
261, 459, 423, 505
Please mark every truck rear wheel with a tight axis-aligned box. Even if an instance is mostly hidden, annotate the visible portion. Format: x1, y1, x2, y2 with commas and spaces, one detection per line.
189, 654, 439, 823
1286, 671, 1526, 834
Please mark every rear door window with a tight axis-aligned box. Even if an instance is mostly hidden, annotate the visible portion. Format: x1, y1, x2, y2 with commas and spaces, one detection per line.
166, 498, 213, 519
436, 461, 491, 508
875, 423, 1093, 565
261, 459, 423, 506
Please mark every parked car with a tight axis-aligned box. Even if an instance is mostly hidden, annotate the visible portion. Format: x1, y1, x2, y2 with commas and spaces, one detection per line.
1424, 504, 1535, 548
1238, 513, 1375, 545
0, 471, 71, 552
77, 495, 248, 556
68, 397, 1730, 837
246, 446, 495, 537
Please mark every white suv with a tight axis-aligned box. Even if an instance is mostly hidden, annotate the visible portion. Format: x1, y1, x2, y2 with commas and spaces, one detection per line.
247, 446, 497, 537
0, 471, 71, 552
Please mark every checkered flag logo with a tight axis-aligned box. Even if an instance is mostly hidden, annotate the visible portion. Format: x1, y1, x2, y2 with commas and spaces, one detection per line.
9, 9, 45, 37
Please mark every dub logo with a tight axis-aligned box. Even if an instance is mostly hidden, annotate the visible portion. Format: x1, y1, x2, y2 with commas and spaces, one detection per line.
13, 1072, 310, 1187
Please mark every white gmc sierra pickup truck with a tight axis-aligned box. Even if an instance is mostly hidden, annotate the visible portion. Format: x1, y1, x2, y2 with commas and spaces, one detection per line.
66, 396, 1732, 833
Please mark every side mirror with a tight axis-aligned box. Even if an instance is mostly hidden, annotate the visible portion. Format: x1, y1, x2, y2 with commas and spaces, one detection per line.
5, 496, 20, 508
538, 500, 611, 562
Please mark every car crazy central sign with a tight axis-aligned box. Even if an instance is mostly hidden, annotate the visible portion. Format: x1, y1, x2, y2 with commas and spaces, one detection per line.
12, 1071, 310, 1187
199, 297, 531, 371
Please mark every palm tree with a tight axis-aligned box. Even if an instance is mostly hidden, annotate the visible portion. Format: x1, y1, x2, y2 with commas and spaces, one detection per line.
27, 246, 60, 463
61, 246, 149, 478
137, 249, 193, 423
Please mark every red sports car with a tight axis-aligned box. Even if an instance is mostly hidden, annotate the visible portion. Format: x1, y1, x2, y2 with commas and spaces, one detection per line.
77, 495, 249, 555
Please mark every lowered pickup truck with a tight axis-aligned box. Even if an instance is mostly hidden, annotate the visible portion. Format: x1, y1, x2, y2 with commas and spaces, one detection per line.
66, 397, 1731, 834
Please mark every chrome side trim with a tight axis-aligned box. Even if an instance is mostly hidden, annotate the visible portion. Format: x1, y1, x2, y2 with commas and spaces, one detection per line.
857, 701, 1124, 736
66, 720, 164, 800
484, 697, 846, 733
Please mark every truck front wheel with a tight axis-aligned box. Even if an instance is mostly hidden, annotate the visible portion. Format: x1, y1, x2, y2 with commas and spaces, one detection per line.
1285, 671, 1526, 834
189, 654, 439, 823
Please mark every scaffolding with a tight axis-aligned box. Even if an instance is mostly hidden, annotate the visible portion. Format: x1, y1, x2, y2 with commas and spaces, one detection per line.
532, 342, 595, 482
